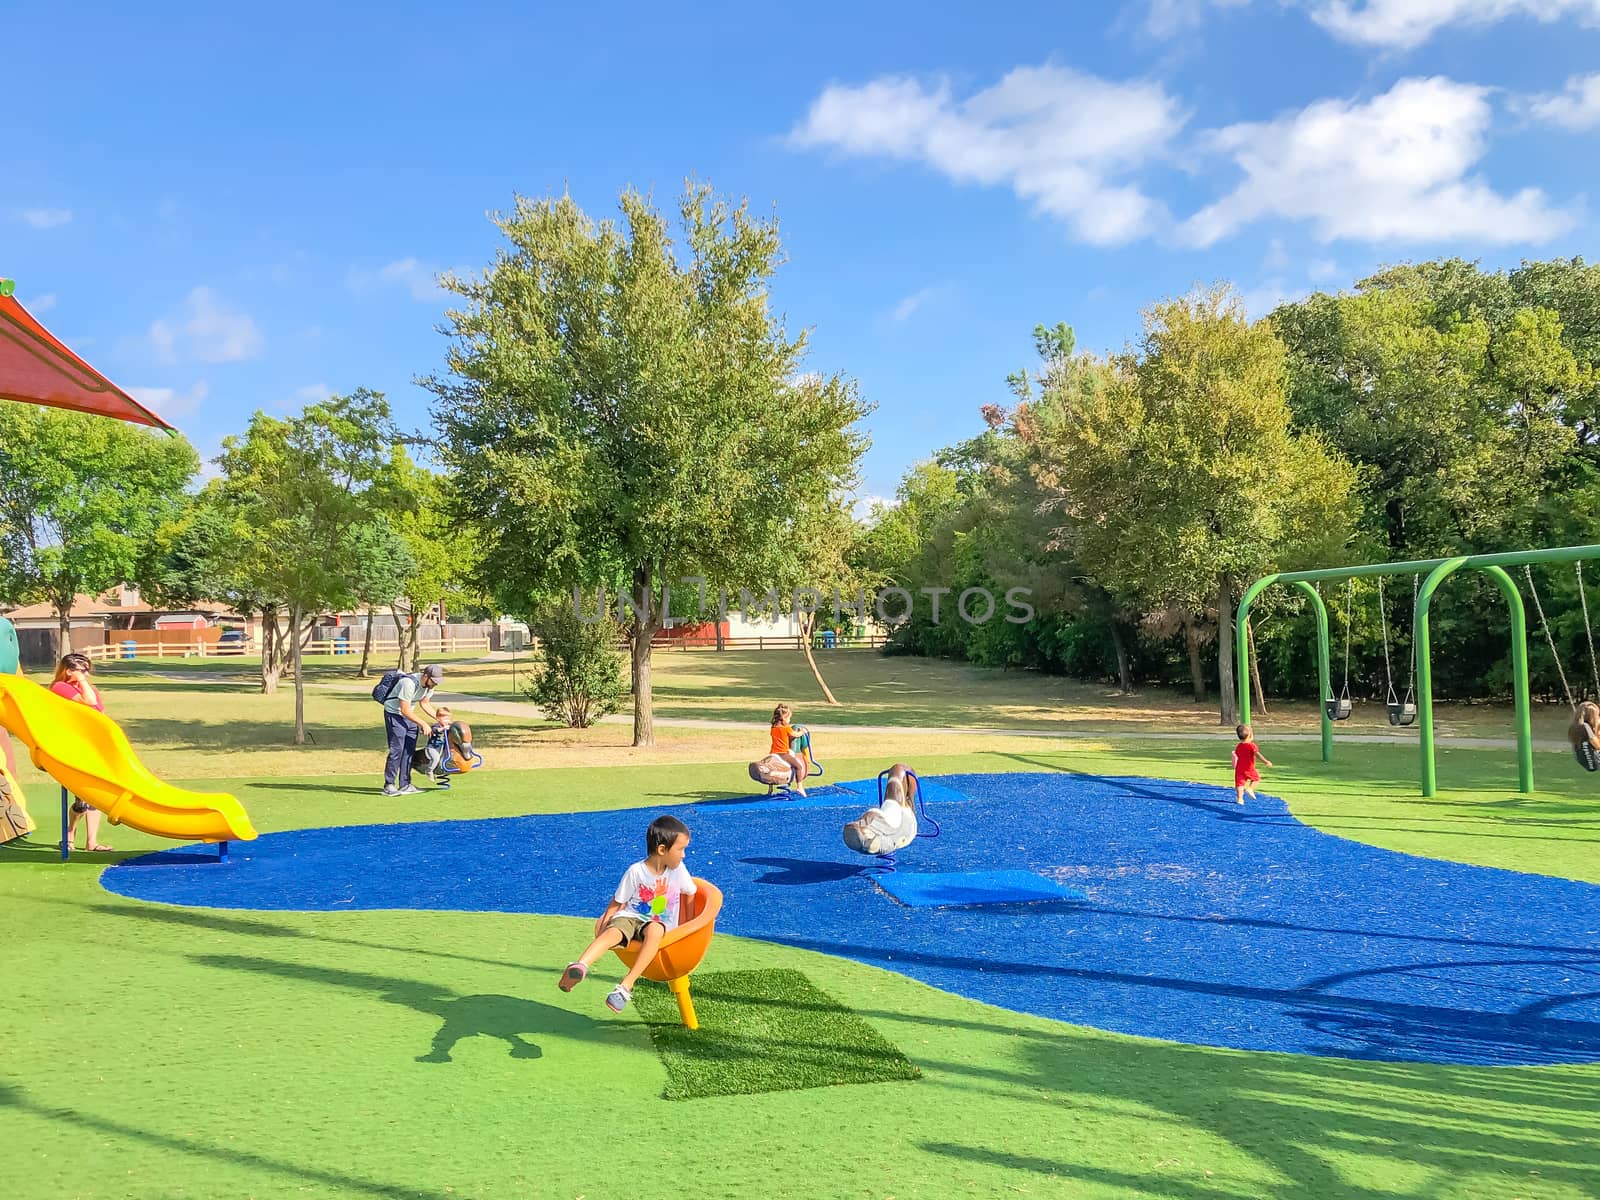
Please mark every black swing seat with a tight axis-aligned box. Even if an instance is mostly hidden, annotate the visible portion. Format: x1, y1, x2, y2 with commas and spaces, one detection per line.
1387, 702, 1417, 727
1326, 697, 1353, 721
1575, 741, 1600, 773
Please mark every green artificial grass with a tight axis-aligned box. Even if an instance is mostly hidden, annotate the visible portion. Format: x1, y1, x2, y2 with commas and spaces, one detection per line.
631, 968, 920, 1100
3, 668, 1600, 1198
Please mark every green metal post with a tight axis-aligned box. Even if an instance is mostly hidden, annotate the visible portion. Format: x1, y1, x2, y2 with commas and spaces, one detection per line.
1477, 565, 1534, 795
1234, 576, 1278, 728
1416, 559, 1466, 797
1291, 581, 1333, 763
1235, 575, 1332, 762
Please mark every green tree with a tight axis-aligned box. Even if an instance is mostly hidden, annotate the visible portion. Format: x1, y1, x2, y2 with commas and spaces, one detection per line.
526, 602, 627, 727
215, 389, 400, 742
0, 406, 197, 646
426, 184, 871, 745
1030, 287, 1357, 722
346, 515, 416, 678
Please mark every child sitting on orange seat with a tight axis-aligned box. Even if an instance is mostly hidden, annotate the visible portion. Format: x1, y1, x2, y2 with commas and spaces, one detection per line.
558, 815, 696, 1013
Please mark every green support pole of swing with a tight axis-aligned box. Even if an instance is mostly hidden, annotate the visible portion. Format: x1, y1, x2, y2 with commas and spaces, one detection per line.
1236, 577, 1332, 762
1239, 543, 1591, 797
1416, 561, 1533, 797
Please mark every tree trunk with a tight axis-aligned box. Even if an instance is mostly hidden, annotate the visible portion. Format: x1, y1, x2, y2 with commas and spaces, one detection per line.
799, 613, 840, 705
1217, 576, 1238, 725
260, 606, 282, 695
390, 605, 410, 671
358, 605, 375, 678
715, 619, 725, 651
56, 595, 72, 660
1109, 622, 1133, 694
1184, 617, 1206, 703
631, 563, 659, 747
1247, 618, 1269, 716
291, 604, 306, 745
406, 606, 422, 670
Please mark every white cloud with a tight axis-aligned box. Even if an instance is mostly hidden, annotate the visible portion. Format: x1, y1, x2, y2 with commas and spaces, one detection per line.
1181, 77, 1574, 247
1309, 0, 1600, 49
147, 287, 265, 364
1239, 280, 1311, 319
1264, 237, 1290, 271
853, 494, 898, 521
275, 382, 333, 413
20, 208, 72, 229
789, 65, 1186, 246
350, 258, 446, 302
1141, 0, 1253, 37
1523, 73, 1600, 130
128, 379, 209, 421
1307, 257, 1342, 281
887, 283, 955, 323
26, 293, 58, 313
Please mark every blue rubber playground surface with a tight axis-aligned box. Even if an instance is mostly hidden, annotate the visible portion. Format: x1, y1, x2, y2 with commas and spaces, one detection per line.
103, 772, 1600, 1067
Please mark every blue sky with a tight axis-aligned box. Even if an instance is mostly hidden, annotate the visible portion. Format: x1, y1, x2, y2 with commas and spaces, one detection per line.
6, 0, 1599, 502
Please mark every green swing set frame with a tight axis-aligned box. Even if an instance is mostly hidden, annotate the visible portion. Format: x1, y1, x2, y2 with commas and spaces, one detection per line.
1234, 543, 1600, 797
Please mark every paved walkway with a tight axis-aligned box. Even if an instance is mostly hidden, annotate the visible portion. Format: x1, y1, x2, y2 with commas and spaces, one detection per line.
422, 690, 1555, 751
140, 671, 1560, 752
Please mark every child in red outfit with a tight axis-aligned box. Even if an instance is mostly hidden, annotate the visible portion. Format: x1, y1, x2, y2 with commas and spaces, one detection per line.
1232, 723, 1272, 805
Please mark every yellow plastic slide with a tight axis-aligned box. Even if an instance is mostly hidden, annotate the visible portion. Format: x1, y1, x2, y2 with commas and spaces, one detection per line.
0, 673, 256, 843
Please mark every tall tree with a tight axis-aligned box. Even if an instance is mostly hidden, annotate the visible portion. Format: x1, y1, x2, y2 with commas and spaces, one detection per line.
1028, 289, 1357, 722
0, 406, 197, 646
215, 390, 399, 742
426, 184, 871, 745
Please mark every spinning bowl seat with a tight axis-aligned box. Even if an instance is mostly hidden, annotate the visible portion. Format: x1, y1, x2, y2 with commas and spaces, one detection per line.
609, 878, 722, 1028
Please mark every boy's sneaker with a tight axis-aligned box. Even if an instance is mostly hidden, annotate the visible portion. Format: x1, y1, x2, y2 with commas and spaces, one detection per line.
396, 784, 423, 796
381, 785, 399, 796
558, 962, 587, 992
605, 984, 631, 1012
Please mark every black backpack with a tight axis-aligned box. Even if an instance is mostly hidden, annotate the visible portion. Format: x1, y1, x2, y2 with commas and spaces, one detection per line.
372, 669, 417, 705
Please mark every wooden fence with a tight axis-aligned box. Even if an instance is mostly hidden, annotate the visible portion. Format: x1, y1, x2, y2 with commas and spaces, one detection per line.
630, 634, 891, 652
84, 636, 493, 662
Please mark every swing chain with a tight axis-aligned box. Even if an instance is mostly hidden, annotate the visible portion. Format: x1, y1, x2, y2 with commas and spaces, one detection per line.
1405, 575, 1418, 703
1579, 561, 1600, 702
1525, 564, 1577, 711
1340, 578, 1354, 702
1378, 576, 1396, 704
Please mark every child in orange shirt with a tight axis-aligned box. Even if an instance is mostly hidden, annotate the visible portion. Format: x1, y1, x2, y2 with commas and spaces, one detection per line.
1232, 724, 1273, 805
769, 703, 809, 797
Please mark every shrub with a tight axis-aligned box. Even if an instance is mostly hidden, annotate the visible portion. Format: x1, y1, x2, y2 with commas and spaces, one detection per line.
525, 603, 627, 727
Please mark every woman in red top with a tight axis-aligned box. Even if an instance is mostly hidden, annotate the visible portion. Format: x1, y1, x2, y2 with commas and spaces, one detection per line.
50, 652, 113, 851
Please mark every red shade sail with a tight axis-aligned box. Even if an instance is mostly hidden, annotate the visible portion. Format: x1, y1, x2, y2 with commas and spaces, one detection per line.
0, 290, 174, 430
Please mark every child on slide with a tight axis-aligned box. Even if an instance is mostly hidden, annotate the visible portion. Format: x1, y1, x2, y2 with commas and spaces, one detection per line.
558, 815, 696, 1013
768, 703, 809, 796
1232, 724, 1273, 805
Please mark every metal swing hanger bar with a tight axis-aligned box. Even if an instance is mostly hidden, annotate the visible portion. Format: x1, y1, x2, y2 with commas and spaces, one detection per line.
1269, 544, 1600, 587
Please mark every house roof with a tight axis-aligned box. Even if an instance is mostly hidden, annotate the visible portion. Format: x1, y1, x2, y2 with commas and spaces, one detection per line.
1, 592, 238, 621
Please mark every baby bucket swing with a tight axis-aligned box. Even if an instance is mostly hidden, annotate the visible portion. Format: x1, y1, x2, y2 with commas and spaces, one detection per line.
1524, 563, 1600, 773
1377, 576, 1418, 727
1325, 580, 1354, 722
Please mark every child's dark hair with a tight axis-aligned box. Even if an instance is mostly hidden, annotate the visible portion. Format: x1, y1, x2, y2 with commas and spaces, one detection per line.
1235, 723, 1250, 740
771, 703, 791, 726
646, 814, 689, 856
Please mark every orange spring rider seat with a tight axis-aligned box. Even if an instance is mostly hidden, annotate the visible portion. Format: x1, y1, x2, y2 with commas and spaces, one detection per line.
609, 878, 722, 1029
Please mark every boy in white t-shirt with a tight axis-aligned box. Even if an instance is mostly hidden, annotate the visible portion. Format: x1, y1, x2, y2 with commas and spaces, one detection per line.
558, 815, 696, 1012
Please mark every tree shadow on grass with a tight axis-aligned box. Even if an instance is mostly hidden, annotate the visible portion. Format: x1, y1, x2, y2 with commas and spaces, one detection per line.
0, 1080, 448, 1200
80, 898, 545, 977
193, 952, 600, 1064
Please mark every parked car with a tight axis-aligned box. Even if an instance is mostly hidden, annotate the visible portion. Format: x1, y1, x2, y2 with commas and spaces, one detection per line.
216, 627, 248, 655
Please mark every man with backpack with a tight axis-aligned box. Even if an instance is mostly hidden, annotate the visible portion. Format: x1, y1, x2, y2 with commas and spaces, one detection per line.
375, 663, 444, 795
